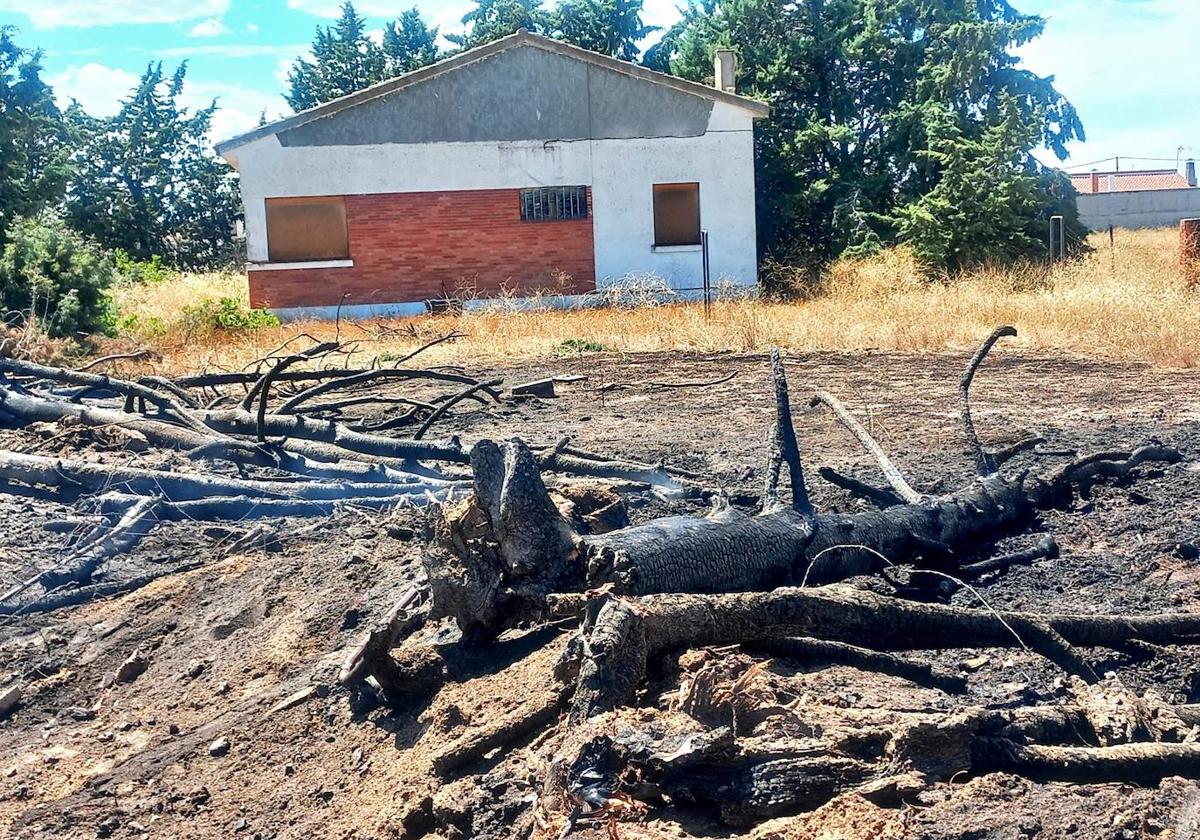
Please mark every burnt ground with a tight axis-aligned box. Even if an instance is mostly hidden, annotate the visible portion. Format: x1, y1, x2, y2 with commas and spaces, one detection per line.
1, 347, 1200, 839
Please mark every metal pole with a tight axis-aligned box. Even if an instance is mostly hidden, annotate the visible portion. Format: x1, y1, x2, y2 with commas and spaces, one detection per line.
701, 229, 711, 318
1050, 215, 1064, 261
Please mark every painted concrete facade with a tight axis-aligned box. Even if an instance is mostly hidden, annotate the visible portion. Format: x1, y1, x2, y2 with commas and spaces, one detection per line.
1077, 187, 1200, 230
218, 33, 767, 316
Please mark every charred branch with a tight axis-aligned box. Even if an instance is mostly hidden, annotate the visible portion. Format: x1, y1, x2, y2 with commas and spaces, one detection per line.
960, 325, 1017, 475
809, 390, 922, 504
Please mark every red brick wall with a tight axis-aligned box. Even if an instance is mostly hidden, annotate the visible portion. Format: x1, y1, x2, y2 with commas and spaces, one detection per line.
248, 188, 596, 310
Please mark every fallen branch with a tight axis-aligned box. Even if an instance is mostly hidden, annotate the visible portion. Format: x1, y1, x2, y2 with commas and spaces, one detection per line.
413, 378, 504, 439
0, 358, 216, 436
809, 390, 922, 504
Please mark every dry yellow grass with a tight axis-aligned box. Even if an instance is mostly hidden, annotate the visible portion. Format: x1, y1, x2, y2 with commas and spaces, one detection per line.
113, 227, 1198, 373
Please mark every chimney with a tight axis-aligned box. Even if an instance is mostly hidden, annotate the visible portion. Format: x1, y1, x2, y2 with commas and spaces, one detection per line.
1187, 159, 1197, 187
1090, 170, 1099, 193
713, 49, 737, 93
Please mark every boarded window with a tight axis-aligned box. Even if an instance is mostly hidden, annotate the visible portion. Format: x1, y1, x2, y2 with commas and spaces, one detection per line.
653, 183, 701, 246
265, 197, 349, 262
520, 186, 588, 222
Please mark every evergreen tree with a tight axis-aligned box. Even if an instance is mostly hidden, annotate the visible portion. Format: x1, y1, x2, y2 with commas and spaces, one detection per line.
446, 0, 547, 50
383, 8, 440, 75
286, 2, 441, 110
0, 212, 114, 338
286, 1, 386, 111
65, 63, 240, 268
551, 0, 658, 61
0, 27, 70, 248
659, 0, 1085, 274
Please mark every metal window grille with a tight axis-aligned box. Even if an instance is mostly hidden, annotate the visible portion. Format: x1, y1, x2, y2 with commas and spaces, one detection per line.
520, 186, 588, 222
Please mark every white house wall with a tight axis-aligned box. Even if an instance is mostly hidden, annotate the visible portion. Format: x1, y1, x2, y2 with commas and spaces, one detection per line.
234, 100, 759, 290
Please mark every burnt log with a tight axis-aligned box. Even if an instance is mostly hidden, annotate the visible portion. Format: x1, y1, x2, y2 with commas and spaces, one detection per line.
565, 585, 1200, 720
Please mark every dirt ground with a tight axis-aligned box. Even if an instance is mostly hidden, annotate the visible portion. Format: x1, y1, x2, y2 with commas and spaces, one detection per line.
2, 346, 1200, 839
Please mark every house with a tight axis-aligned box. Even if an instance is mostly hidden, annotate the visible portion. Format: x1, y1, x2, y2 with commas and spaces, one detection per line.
215, 31, 769, 319
1069, 161, 1200, 230
1069, 166, 1194, 194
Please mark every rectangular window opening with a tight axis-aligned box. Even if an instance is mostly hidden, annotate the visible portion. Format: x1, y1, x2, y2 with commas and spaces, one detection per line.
520, 186, 588, 222
265, 196, 349, 263
653, 182, 701, 247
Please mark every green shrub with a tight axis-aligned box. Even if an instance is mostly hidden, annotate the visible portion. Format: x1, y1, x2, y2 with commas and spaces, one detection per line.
180, 297, 280, 333
558, 338, 606, 354
116, 312, 168, 338
113, 250, 173, 285
0, 214, 115, 338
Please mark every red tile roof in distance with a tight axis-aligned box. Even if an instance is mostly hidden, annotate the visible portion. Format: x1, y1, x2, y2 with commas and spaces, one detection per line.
1070, 169, 1192, 193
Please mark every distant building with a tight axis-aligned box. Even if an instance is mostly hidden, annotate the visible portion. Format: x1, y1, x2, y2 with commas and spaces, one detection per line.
1070, 166, 1195, 194
1070, 160, 1199, 230
215, 31, 768, 320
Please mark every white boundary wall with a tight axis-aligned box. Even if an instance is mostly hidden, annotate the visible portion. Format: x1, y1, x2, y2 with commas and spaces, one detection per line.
230, 101, 759, 293
1077, 187, 1200, 230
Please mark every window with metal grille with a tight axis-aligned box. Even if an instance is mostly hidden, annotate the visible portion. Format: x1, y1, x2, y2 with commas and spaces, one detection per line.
520, 186, 588, 222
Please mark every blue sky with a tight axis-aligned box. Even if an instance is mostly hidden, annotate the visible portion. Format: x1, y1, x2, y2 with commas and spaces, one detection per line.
2, 0, 1195, 172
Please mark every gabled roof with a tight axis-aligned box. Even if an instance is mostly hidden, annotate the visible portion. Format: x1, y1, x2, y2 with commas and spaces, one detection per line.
1070, 169, 1193, 194
216, 30, 769, 155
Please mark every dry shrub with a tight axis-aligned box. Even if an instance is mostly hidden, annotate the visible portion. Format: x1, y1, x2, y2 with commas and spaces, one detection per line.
116, 228, 1199, 374
0, 320, 70, 364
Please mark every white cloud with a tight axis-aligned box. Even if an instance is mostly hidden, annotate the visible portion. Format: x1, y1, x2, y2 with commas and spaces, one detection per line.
46, 63, 140, 116
246, 23, 259, 34
46, 62, 288, 143
188, 80, 289, 142
188, 18, 230, 37
0, 0, 229, 28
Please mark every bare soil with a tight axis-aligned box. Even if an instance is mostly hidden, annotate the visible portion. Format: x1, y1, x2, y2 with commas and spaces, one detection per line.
2, 347, 1200, 839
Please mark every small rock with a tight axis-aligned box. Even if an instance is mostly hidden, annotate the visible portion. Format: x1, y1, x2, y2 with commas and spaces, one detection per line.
185, 660, 206, 679
283, 763, 295, 776
266, 686, 317, 717
111, 426, 150, 452
61, 706, 96, 721
208, 736, 230, 757
385, 525, 415, 541
96, 814, 121, 838
0, 684, 21, 718
1174, 542, 1199, 561
959, 655, 990, 673
167, 723, 180, 735
115, 650, 149, 684
511, 378, 556, 398
216, 680, 231, 695
189, 786, 211, 805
